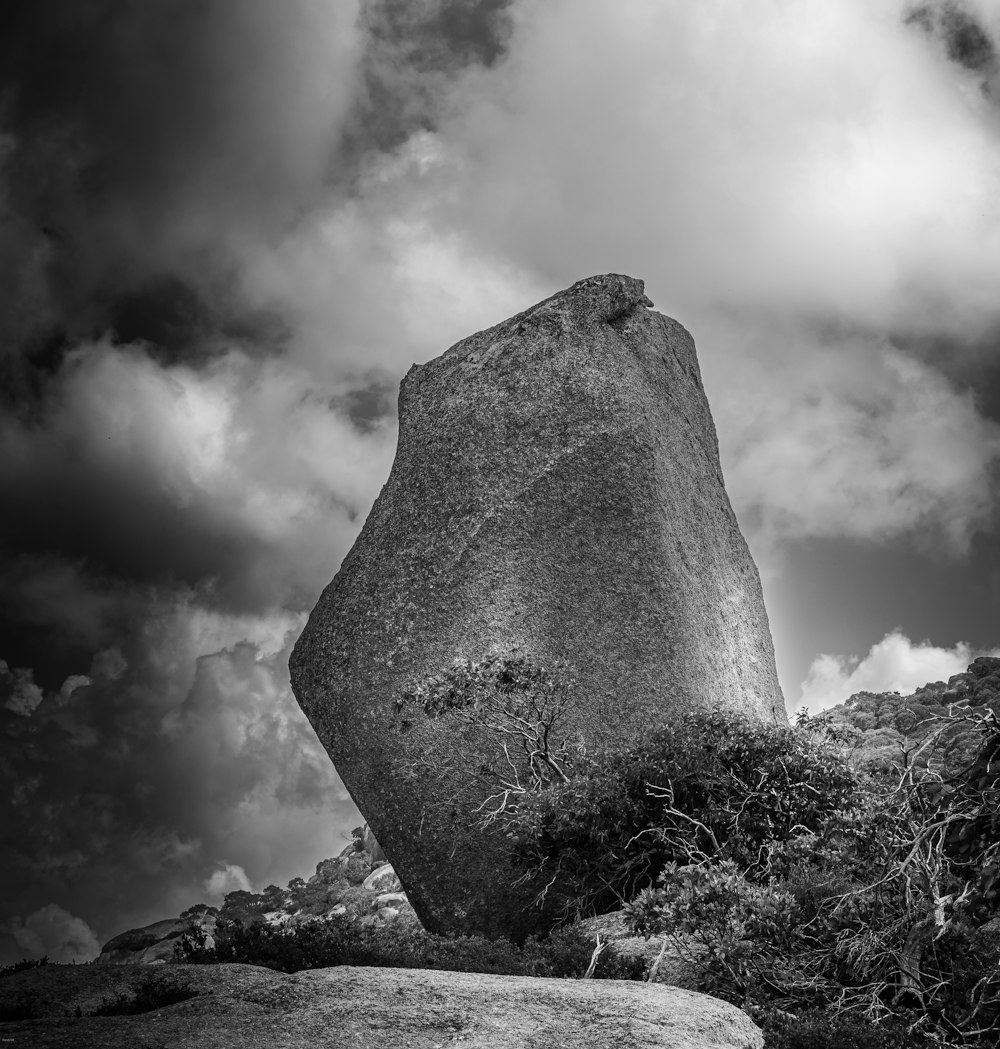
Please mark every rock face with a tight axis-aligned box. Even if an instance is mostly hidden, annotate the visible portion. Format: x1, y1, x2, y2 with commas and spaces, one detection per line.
97, 915, 217, 966
0, 962, 763, 1049
290, 274, 785, 941
96, 828, 417, 964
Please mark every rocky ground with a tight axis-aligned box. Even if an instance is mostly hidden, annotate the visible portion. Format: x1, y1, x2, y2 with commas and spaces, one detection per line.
0, 961, 762, 1049
95, 825, 418, 965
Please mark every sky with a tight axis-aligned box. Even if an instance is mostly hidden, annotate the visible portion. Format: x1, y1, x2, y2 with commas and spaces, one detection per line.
2, 0, 1000, 964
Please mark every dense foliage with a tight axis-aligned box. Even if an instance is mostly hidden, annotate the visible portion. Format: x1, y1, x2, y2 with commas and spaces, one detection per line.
0, 956, 48, 980
494, 698, 1000, 1047
506, 710, 861, 920
174, 914, 645, 981
88, 975, 200, 1016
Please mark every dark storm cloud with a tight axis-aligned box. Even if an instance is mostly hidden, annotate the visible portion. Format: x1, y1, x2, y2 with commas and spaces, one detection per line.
0, 0, 356, 381
342, 0, 512, 159
0, 632, 352, 956
0, 0, 513, 618
0, 0, 520, 963
906, 1, 997, 75
0, 0, 513, 386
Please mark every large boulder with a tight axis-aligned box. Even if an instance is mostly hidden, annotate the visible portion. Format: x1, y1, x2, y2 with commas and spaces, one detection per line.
290, 273, 785, 941
0, 962, 763, 1049
96, 911, 217, 965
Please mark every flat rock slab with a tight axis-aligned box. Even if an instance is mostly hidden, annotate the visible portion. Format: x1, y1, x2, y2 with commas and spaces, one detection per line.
0, 962, 762, 1049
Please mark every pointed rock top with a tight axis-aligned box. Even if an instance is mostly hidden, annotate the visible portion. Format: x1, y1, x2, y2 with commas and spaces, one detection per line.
524, 273, 655, 324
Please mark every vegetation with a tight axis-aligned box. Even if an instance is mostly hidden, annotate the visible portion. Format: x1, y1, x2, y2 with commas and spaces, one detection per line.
88, 975, 199, 1016
507, 710, 860, 921
0, 958, 51, 1021
0, 956, 48, 980
174, 913, 644, 980
508, 700, 1000, 1045
394, 652, 1000, 1044
10, 655, 993, 1046
394, 654, 585, 830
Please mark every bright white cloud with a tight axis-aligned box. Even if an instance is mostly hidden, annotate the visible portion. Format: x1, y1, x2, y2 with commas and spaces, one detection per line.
798, 630, 1000, 713
350, 0, 1000, 552
436, 0, 1000, 331
11, 0, 1000, 952
6, 904, 100, 963
203, 863, 254, 900
711, 325, 1000, 552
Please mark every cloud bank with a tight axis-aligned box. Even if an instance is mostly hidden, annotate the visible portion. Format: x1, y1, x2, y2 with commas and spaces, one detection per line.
4, 0, 1000, 957
798, 630, 1000, 714
3, 904, 99, 965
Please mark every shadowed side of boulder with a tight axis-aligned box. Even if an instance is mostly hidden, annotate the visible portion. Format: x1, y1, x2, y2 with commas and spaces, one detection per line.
290, 273, 785, 942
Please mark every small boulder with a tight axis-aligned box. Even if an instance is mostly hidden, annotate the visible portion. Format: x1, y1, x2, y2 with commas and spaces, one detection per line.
374, 891, 408, 909
362, 863, 400, 893
970, 656, 1000, 680
96, 914, 214, 965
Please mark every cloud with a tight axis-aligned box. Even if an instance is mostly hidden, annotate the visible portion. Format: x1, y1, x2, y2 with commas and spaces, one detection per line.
711, 326, 1000, 553
798, 630, 1000, 713
5, 904, 100, 964
5, 0, 1000, 958
1, 660, 43, 716
0, 0, 364, 362
0, 0, 521, 957
0, 340, 396, 611
204, 863, 254, 901
0, 617, 356, 950
391, 0, 1000, 550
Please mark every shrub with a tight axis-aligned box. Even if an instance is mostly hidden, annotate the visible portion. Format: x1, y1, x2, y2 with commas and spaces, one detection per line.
619, 708, 1000, 1045
506, 710, 863, 919
0, 991, 46, 1022
174, 915, 645, 981
88, 975, 199, 1016
393, 655, 584, 832
761, 1009, 931, 1048
0, 958, 50, 1020
0, 956, 48, 980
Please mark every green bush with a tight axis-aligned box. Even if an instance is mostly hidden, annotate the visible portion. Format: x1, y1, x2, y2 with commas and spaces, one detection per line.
174, 915, 645, 981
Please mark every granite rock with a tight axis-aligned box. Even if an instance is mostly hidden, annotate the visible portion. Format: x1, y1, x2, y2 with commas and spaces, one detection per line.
291, 274, 785, 941
0, 962, 763, 1049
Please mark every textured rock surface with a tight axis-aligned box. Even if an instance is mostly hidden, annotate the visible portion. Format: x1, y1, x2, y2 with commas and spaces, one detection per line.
96, 829, 417, 964
97, 916, 215, 965
291, 273, 785, 940
0, 962, 762, 1049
